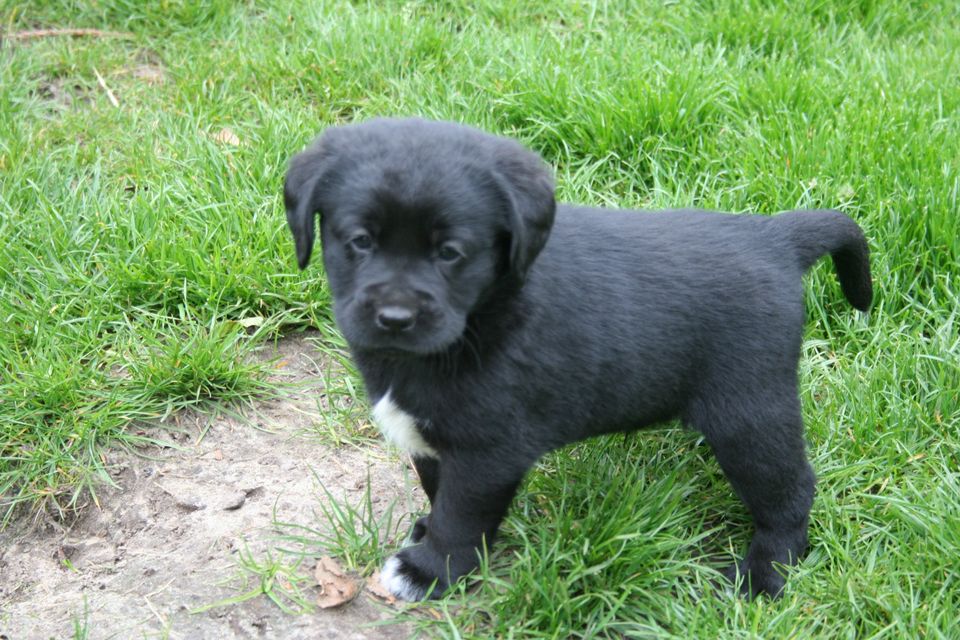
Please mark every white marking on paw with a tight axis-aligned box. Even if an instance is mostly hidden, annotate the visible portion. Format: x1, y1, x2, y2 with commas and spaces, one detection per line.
371, 391, 438, 458
380, 555, 426, 602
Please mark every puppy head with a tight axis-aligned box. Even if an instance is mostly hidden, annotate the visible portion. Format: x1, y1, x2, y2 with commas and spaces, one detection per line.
284, 118, 555, 355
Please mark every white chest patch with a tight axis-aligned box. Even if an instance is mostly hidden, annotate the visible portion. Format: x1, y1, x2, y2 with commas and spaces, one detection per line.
371, 391, 438, 459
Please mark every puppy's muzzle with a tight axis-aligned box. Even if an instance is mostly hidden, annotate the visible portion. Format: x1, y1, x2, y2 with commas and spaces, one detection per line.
360, 284, 435, 335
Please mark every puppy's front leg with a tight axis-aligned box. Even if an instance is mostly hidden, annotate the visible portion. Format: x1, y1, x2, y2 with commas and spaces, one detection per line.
381, 454, 525, 600
408, 455, 439, 544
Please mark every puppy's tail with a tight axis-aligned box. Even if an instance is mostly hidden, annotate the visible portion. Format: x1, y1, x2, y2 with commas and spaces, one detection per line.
775, 209, 873, 311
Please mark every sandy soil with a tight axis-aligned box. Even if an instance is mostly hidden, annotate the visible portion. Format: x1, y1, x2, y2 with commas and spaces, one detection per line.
0, 334, 427, 639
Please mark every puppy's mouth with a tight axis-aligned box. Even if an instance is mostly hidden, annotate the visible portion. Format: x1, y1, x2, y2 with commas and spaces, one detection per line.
339, 314, 465, 357
353, 335, 460, 358
333, 294, 468, 357
359, 345, 416, 358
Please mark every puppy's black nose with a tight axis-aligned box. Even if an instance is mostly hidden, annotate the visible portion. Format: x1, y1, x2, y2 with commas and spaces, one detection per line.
375, 305, 416, 331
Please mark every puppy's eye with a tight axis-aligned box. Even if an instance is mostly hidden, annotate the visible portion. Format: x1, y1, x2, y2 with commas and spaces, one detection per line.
437, 243, 464, 263
349, 233, 373, 251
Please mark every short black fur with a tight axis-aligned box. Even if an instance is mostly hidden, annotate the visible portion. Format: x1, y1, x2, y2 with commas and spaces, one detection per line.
284, 118, 872, 600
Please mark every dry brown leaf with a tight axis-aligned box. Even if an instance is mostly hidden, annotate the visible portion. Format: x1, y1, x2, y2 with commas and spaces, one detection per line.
314, 556, 359, 608
213, 127, 241, 146
365, 571, 397, 604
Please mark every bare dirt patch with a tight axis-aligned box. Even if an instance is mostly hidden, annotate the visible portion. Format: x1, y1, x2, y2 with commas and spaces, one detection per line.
0, 334, 426, 639
31, 76, 94, 113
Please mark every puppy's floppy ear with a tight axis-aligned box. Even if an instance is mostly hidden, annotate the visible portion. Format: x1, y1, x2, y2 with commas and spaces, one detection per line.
492, 144, 556, 282
284, 139, 335, 270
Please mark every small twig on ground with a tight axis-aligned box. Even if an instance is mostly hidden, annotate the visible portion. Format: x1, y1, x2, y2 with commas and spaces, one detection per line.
93, 67, 120, 108
3, 28, 133, 41
142, 595, 169, 628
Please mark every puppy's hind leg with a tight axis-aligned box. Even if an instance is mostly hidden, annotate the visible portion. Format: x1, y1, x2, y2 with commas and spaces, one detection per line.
689, 388, 815, 598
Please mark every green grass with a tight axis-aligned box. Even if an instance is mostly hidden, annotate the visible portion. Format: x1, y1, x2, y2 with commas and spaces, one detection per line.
274, 471, 408, 576
1, 0, 958, 637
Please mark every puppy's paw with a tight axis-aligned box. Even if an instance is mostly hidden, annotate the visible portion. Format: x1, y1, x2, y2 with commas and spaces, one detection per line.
721, 562, 786, 599
379, 547, 447, 601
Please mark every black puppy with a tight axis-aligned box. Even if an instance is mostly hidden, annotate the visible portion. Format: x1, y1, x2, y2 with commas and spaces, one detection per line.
284, 118, 871, 600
